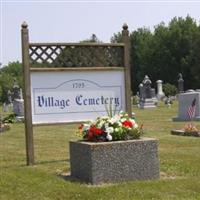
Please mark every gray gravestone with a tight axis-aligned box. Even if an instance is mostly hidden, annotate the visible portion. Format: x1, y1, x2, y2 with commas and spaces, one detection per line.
13, 79, 21, 100
2, 90, 13, 113
13, 81, 24, 121
173, 91, 200, 121
3, 103, 9, 112
143, 75, 152, 98
178, 73, 184, 93
138, 75, 156, 109
7, 90, 12, 104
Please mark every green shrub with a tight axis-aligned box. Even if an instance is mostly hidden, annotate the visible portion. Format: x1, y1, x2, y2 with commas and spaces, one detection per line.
163, 83, 178, 97
132, 95, 139, 105
2, 114, 17, 124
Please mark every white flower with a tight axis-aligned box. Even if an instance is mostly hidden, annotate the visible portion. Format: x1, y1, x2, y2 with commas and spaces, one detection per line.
106, 133, 112, 141
106, 127, 114, 134
120, 118, 126, 122
104, 123, 109, 129
89, 119, 95, 125
129, 119, 138, 128
83, 124, 90, 130
101, 116, 109, 120
109, 115, 120, 124
129, 118, 136, 124
118, 122, 122, 126
97, 120, 104, 128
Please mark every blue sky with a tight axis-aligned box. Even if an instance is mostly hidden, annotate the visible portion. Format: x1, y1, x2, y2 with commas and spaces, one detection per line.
1, 1, 200, 66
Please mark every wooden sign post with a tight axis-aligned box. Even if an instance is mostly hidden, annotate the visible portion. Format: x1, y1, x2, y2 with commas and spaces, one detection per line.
21, 22, 34, 165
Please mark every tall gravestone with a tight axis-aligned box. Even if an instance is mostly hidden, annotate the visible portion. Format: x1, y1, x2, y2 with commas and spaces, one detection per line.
178, 73, 184, 93
7, 90, 12, 104
139, 75, 156, 109
156, 80, 165, 100
13, 80, 24, 120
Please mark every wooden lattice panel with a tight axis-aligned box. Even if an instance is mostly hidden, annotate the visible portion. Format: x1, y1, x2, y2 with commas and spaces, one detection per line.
29, 44, 124, 67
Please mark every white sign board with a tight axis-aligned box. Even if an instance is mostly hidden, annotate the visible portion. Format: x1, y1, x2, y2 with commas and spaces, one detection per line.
31, 70, 126, 124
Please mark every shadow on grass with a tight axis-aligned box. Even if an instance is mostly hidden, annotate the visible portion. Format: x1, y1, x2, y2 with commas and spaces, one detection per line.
58, 172, 87, 184
36, 159, 69, 165
2, 159, 69, 169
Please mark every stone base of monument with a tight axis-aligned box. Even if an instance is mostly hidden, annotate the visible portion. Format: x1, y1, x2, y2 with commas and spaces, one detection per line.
16, 116, 24, 122
171, 129, 200, 137
13, 99, 24, 117
139, 98, 156, 109
172, 116, 200, 121
70, 138, 160, 185
157, 93, 165, 101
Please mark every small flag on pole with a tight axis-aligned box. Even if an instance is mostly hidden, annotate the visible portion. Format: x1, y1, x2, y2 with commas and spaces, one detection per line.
187, 98, 196, 120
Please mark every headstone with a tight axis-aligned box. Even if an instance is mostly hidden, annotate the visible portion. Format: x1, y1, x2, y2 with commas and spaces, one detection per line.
13, 99, 24, 117
165, 97, 172, 108
151, 88, 156, 98
186, 89, 195, 93
143, 75, 152, 98
13, 82, 24, 121
139, 83, 144, 100
13, 79, 21, 100
173, 91, 200, 121
3, 90, 13, 113
156, 80, 165, 100
178, 73, 184, 93
138, 75, 156, 109
3, 103, 9, 112
151, 88, 158, 105
7, 90, 12, 104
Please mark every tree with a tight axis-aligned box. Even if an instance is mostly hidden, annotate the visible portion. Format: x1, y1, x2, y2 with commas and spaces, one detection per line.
111, 15, 200, 94
0, 61, 22, 103
80, 34, 102, 43
130, 28, 154, 93
110, 32, 122, 43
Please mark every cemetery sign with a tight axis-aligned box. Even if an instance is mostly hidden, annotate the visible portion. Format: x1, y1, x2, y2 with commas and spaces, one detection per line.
21, 22, 131, 165
31, 70, 125, 124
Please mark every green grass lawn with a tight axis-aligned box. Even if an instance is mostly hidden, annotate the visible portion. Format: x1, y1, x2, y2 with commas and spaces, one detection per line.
1, 102, 200, 200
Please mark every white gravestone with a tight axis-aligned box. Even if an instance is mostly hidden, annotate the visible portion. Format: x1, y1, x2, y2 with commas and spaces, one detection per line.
156, 80, 165, 100
173, 91, 200, 121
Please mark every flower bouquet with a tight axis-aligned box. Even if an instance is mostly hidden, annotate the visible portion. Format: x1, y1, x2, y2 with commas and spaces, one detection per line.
0, 122, 10, 132
77, 112, 143, 142
171, 123, 200, 137
182, 123, 200, 137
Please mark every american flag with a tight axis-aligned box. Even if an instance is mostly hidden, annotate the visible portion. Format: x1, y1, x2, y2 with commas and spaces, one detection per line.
187, 98, 196, 120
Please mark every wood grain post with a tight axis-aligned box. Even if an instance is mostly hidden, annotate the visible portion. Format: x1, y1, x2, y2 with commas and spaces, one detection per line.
21, 22, 34, 165
122, 23, 132, 117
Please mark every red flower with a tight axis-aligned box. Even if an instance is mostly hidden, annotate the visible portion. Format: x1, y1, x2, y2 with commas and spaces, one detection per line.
87, 131, 94, 140
86, 126, 103, 141
122, 120, 133, 128
78, 124, 84, 130
89, 126, 103, 136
